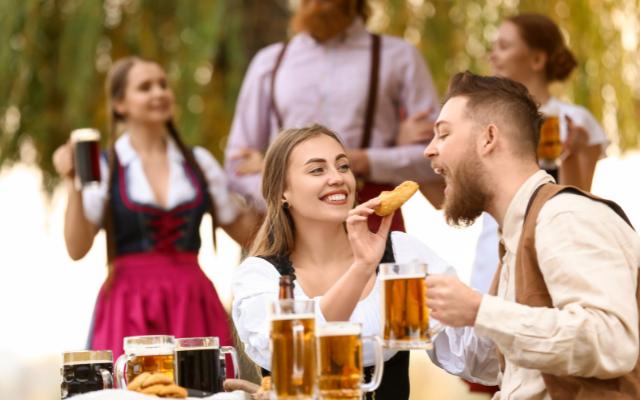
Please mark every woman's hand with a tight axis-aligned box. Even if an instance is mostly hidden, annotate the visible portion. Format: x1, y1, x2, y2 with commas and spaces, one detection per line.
52, 141, 75, 180
562, 115, 589, 159
229, 148, 265, 175
346, 198, 393, 272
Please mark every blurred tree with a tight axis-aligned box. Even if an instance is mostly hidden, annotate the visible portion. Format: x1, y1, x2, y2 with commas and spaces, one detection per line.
0, 0, 638, 191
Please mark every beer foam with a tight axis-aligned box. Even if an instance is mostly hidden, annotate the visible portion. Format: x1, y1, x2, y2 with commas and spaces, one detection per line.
128, 344, 174, 356
71, 128, 100, 142
380, 274, 425, 280
175, 346, 218, 351
316, 323, 360, 337
271, 313, 315, 321
64, 359, 112, 366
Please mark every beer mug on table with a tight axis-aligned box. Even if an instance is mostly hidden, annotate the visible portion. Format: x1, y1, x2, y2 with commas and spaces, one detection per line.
61, 350, 113, 398
115, 335, 175, 388
70, 128, 101, 190
175, 336, 239, 397
316, 322, 383, 400
270, 299, 316, 399
380, 262, 440, 349
537, 113, 563, 171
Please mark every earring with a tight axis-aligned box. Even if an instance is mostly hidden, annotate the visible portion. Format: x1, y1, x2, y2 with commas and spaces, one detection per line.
282, 200, 290, 210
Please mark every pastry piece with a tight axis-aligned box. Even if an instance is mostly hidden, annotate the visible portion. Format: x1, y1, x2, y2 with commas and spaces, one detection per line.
127, 372, 151, 391
374, 181, 419, 216
140, 373, 173, 388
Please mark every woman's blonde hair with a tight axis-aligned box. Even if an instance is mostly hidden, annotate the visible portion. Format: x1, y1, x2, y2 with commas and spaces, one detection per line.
249, 124, 347, 258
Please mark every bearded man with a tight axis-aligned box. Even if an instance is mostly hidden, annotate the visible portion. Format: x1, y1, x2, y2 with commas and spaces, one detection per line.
225, 0, 442, 231
424, 71, 640, 399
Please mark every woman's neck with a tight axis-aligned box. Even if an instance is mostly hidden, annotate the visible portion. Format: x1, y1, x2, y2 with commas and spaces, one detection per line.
291, 221, 352, 270
126, 121, 168, 155
522, 75, 551, 105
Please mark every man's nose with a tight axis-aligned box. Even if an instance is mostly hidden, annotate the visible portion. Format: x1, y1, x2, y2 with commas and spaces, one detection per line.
424, 140, 436, 159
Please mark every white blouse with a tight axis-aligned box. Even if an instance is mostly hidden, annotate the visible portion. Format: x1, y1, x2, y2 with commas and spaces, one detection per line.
81, 133, 239, 227
231, 231, 452, 370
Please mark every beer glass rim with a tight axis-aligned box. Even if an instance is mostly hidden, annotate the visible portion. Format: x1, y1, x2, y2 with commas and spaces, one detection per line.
175, 336, 220, 350
63, 350, 113, 364
379, 262, 427, 278
70, 128, 100, 142
316, 321, 362, 337
123, 335, 175, 354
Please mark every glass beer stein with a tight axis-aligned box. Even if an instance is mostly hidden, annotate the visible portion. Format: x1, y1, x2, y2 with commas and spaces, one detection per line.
70, 128, 101, 190
175, 337, 239, 397
537, 113, 563, 171
60, 350, 113, 398
115, 335, 176, 388
380, 262, 441, 349
316, 322, 383, 400
270, 299, 316, 399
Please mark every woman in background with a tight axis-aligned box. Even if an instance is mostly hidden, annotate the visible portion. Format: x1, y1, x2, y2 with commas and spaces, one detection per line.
53, 56, 258, 357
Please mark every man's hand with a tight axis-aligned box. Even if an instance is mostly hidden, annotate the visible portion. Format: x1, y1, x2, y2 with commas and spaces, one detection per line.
426, 275, 483, 327
345, 149, 370, 177
229, 148, 265, 175
396, 108, 435, 145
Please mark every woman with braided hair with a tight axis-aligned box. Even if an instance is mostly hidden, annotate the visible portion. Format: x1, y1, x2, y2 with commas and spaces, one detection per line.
52, 57, 258, 357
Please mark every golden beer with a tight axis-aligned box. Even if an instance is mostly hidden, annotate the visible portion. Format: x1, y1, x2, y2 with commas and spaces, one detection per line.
271, 314, 316, 399
125, 353, 175, 383
115, 335, 176, 388
317, 324, 363, 400
380, 262, 430, 349
537, 116, 562, 163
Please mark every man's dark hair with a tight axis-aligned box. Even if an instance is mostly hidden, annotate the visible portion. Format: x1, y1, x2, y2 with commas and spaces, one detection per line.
444, 71, 542, 158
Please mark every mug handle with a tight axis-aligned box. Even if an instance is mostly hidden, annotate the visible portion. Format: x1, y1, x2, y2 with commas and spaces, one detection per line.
220, 346, 240, 379
100, 368, 114, 389
291, 320, 305, 386
114, 354, 132, 389
361, 336, 384, 393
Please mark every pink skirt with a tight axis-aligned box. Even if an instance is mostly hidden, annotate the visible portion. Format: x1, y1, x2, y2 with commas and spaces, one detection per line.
90, 252, 231, 358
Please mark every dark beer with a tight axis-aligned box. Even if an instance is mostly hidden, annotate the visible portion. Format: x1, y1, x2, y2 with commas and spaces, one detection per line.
176, 347, 221, 396
61, 351, 113, 398
71, 128, 101, 188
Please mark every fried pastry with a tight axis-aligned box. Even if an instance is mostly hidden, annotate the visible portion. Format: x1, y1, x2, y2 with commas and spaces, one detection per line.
374, 181, 419, 216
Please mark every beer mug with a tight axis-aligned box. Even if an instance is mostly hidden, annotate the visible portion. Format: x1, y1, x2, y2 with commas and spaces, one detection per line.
380, 262, 440, 349
70, 128, 101, 190
61, 350, 113, 398
270, 299, 316, 399
115, 335, 175, 388
537, 114, 563, 170
175, 337, 239, 397
316, 322, 383, 400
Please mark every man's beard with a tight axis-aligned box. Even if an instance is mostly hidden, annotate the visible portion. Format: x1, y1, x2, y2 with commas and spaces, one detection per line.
291, 0, 357, 42
442, 151, 491, 227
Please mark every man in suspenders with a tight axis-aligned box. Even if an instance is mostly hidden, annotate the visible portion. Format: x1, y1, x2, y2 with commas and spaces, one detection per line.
420, 71, 640, 398
225, 0, 441, 232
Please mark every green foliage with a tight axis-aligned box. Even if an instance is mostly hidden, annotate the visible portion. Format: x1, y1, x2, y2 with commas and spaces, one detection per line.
1, 0, 638, 190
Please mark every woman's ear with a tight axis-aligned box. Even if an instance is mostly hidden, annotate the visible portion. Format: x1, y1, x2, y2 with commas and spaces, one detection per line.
530, 50, 547, 74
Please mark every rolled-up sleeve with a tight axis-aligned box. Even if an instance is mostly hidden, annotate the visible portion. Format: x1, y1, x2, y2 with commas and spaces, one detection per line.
193, 147, 239, 225
232, 257, 281, 370
475, 199, 639, 379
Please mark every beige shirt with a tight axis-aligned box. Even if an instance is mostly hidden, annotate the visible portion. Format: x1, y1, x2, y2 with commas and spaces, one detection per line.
431, 170, 640, 399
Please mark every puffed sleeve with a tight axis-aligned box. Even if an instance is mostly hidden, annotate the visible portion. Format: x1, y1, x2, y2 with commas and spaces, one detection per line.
231, 257, 281, 370
193, 146, 240, 226
81, 156, 109, 227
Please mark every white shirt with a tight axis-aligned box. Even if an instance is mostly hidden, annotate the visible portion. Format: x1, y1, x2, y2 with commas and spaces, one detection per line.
433, 170, 640, 399
471, 97, 609, 293
231, 231, 451, 370
82, 133, 239, 227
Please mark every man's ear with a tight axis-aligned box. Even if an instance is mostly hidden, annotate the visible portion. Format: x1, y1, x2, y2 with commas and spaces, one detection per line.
479, 123, 498, 156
